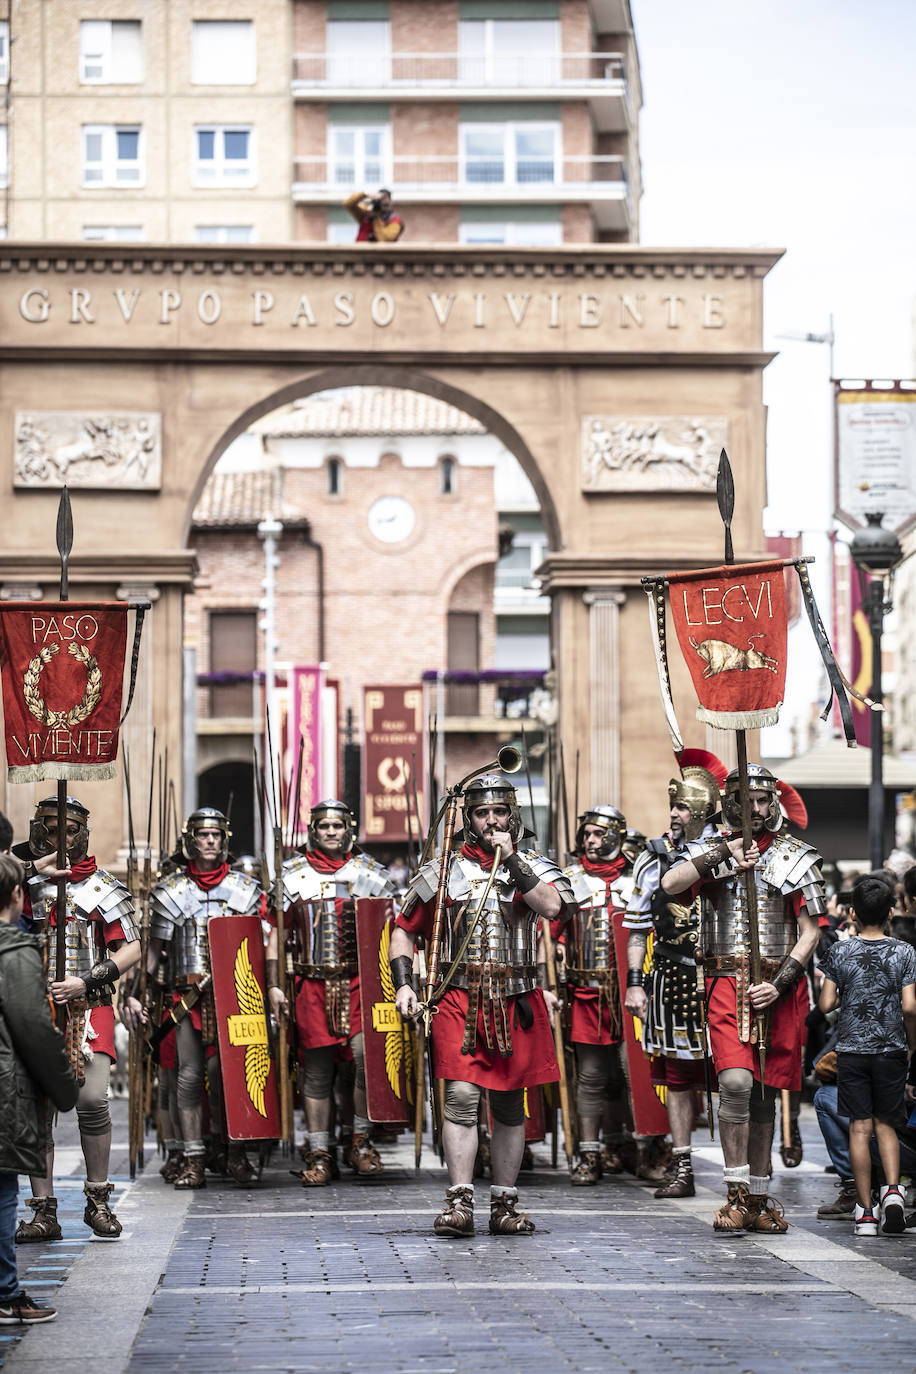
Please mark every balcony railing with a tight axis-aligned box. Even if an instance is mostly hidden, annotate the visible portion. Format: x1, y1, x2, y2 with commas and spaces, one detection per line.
293, 154, 627, 196
292, 50, 627, 91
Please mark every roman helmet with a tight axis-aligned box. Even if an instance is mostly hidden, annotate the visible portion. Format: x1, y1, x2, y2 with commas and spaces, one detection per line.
575, 805, 626, 860
30, 795, 91, 861
462, 773, 523, 844
307, 800, 356, 854
181, 807, 231, 863
621, 827, 647, 866
668, 748, 728, 841
721, 763, 782, 833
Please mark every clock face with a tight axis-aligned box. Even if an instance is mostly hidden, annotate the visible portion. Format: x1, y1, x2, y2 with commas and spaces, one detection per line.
367, 496, 416, 544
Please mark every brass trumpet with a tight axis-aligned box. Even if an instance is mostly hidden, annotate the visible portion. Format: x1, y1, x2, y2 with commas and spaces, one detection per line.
419, 743, 523, 869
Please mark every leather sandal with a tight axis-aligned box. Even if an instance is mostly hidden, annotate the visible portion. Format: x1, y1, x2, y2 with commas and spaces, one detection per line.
174, 1156, 207, 1189
713, 1182, 750, 1232
159, 1151, 184, 1184
347, 1133, 383, 1176
434, 1185, 475, 1237
83, 1182, 122, 1240
489, 1190, 535, 1235
744, 1192, 789, 1233
226, 1149, 256, 1187
570, 1151, 602, 1187
300, 1148, 337, 1187
15, 1197, 62, 1244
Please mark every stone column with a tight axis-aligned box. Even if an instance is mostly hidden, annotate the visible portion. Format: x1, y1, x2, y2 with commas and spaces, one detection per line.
584, 587, 626, 805
116, 583, 159, 866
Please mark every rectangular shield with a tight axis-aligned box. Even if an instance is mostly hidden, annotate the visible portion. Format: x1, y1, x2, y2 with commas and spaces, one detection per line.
612, 909, 670, 1137
356, 897, 415, 1126
209, 914, 281, 1141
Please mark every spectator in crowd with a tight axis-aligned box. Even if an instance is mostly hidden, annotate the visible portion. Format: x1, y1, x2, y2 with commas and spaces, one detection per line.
0, 853, 78, 1324
893, 867, 916, 952
0, 812, 11, 853
344, 189, 404, 242
819, 873, 916, 1236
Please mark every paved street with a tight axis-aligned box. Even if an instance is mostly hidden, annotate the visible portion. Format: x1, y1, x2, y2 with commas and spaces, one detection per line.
5, 1100, 916, 1374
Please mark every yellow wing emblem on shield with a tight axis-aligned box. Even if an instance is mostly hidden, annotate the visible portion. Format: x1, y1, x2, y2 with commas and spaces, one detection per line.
231, 937, 270, 1118
378, 920, 414, 1103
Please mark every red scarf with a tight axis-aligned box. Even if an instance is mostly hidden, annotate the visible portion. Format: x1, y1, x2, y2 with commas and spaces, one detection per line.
49, 855, 98, 926
726, 830, 773, 855
460, 839, 510, 869
583, 853, 627, 883
304, 849, 348, 874
188, 861, 230, 890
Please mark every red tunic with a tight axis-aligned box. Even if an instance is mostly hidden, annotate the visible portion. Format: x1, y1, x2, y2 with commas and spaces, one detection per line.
394, 842, 559, 1090
290, 850, 362, 1052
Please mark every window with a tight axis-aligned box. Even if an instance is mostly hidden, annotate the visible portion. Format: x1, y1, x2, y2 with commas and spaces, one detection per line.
191, 20, 256, 85
82, 126, 143, 187
0, 126, 7, 189
460, 122, 557, 184
328, 125, 389, 187
79, 20, 143, 83
459, 20, 559, 85
209, 611, 258, 718
193, 128, 255, 187
0, 22, 9, 84
460, 219, 562, 246
326, 21, 389, 86
326, 457, 342, 496
327, 218, 357, 245
446, 611, 479, 715
439, 457, 456, 495
193, 225, 254, 244
82, 225, 145, 241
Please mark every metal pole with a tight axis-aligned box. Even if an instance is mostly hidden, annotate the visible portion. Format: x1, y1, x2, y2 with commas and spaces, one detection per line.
868, 577, 885, 872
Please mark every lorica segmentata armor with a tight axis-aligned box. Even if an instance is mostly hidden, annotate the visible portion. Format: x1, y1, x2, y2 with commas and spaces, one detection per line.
149, 868, 261, 984
28, 869, 137, 1002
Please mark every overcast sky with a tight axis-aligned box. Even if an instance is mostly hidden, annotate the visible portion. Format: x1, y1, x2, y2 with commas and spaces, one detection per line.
632, 0, 916, 753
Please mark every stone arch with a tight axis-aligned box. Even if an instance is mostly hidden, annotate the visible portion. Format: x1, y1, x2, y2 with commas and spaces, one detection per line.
182, 365, 562, 550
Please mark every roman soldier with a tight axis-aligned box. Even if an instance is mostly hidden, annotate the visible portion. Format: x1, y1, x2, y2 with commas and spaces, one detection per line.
14, 796, 139, 1242
562, 806, 632, 1186
661, 763, 824, 1232
623, 751, 726, 1199
390, 772, 575, 1237
147, 808, 263, 1188
266, 800, 396, 1186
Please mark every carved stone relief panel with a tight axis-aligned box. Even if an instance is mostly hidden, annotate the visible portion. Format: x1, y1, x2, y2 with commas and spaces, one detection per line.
14, 412, 162, 490
581, 415, 728, 493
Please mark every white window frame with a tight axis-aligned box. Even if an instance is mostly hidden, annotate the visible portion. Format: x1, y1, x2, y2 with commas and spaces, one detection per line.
326, 20, 390, 86
81, 125, 144, 188
79, 20, 144, 84
459, 121, 559, 186
458, 18, 560, 86
459, 219, 562, 246
192, 127, 256, 189
327, 124, 391, 189
0, 125, 7, 189
496, 530, 550, 589
0, 22, 9, 85
82, 225, 145, 242
193, 225, 255, 244
191, 20, 256, 86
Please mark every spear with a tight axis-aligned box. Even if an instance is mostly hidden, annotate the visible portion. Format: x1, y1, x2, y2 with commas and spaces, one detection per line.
54, 489, 73, 987
716, 449, 767, 1087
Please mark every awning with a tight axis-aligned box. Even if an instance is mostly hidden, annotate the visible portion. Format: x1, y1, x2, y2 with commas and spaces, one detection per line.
770, 737, 916, 789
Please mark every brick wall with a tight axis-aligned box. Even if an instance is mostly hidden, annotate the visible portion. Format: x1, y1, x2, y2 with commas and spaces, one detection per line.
391, 0, 459, 51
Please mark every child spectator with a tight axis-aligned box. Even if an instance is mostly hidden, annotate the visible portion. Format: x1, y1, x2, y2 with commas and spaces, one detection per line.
819, 872, 916, 1237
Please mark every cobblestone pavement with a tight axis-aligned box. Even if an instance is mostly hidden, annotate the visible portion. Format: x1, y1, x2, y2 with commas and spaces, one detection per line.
6, 1102, 916, 1373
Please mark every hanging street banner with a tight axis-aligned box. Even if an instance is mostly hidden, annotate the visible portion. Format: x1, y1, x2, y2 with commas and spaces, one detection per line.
835, 383, 916, 535
362, 685, 425, 842
848, 569, 873, 747
0, 601, 145, 782
287, 665, 324, 831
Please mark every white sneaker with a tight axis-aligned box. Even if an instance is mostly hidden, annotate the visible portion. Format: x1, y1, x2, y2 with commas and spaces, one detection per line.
880, 1185, 906, 1235
854, 1203, 878, 1237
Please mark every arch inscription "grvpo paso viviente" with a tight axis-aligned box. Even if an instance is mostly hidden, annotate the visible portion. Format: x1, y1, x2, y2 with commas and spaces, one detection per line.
0, 242, 780, 860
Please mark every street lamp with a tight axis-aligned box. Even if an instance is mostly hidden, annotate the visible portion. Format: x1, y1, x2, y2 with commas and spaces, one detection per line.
849, 512, 904, 870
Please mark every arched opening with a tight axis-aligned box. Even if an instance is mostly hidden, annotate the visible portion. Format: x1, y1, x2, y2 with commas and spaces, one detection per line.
186, 376, 556, 859
197, 760, 256, 858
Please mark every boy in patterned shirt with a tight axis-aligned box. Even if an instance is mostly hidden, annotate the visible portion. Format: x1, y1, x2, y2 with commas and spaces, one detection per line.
819, 873, 916, 1236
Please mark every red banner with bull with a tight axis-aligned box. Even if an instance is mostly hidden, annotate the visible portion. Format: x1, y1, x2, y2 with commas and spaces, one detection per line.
356, 897, 414, 1125
209, 914, 281, 1141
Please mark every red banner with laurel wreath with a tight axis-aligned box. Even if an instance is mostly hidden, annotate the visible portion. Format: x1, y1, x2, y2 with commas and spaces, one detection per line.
0, 602, 132, 782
